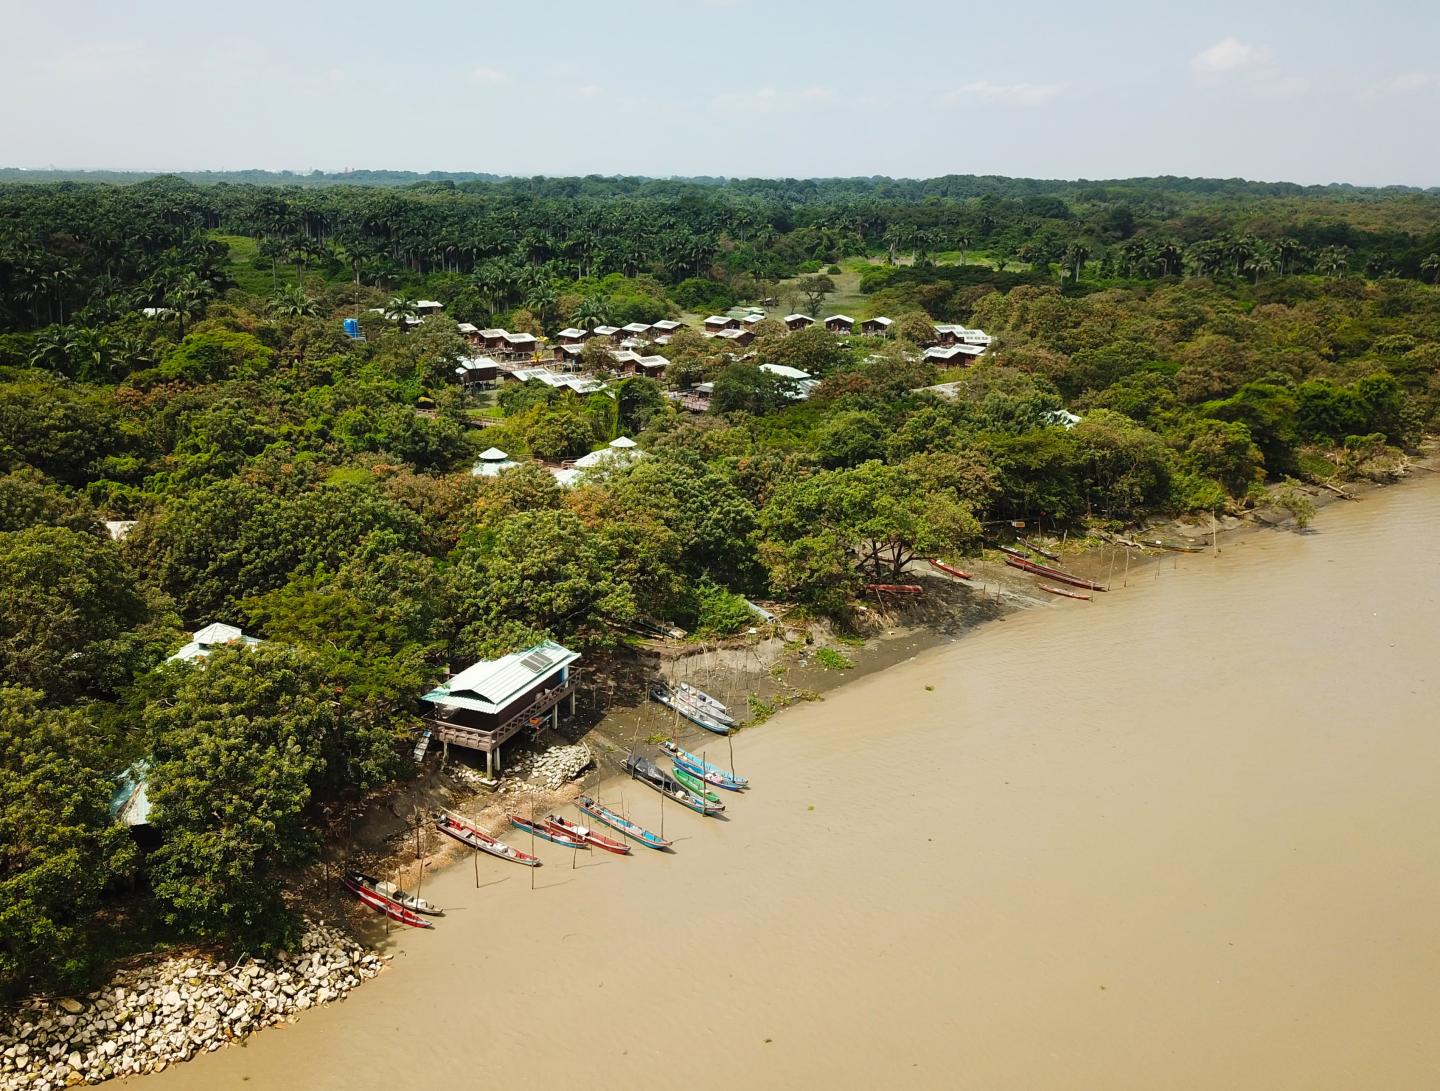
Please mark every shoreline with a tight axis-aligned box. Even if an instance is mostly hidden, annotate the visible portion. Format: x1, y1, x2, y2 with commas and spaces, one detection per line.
4, 457, 1435, 1089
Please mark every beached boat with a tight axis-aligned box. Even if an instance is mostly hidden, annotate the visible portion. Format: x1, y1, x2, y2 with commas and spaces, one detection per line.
928, 558, 973, 580
544, 814, 631, 855
668, 751, 745, 792
1019, 537, 1061, 561
624, 754, 723, 815
865, 583, 923, 594
675, 681, 735, 724
1139, 537, 1207, 554
435, 812, 541, 866
344, 870, 442, 916
995, 544, 1032, 561
659, 740, 748, 788
1002, 555, 1108, 592
650, 682, 731, 735
575, 794, 672, 850
507, 811, 587, 849
1039, 584, 1092, 601
341, 873, 434, 928
670, 765, 726, 806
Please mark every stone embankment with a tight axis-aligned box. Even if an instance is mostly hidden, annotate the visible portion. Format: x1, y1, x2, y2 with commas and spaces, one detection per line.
0, 923, 380, 1089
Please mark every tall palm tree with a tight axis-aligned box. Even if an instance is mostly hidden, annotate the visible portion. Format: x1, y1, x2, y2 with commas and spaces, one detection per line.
571, 296, 608, 330
385, 294, 418, 333
269, 284, 319, 319
1063, 243, 1091, 283
1316, 246, 1350, 278
1421, 253, 1440, 285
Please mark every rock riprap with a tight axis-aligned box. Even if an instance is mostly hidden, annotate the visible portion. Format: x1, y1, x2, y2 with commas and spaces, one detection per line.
0, 922, 381, 1089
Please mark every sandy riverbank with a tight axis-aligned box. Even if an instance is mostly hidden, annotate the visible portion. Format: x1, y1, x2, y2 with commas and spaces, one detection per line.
131, 461, 1440, 1090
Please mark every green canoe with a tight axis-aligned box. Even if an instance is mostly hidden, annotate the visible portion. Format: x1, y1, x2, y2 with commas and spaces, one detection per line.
671, 765, 725, 805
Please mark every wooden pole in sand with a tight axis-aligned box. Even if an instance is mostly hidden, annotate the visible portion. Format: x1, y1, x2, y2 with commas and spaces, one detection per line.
1213, 507, 1219, 556
473, 836, 479, 888
727, 732, 735, 782
1123, 545, 1131, 588
529, 800, 536, 891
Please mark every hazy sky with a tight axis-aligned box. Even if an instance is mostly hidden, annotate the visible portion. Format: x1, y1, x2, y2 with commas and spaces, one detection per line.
3, 0, 1437, 185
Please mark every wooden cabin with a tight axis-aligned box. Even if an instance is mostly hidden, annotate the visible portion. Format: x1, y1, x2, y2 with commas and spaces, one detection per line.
824, 315, 855, 334
704, 315, 739, 332
716, 327, 755, 347
651, 319, 682, 335
455, 356, 500, 387
592, 325, 621, 339
621, 322, 653, 339
784, 314, 815, 331
421, 641, 582, 778
861, 316, 892, 337
479, 328, 509, 351
414, 299, 444, 316
457, 322, 482, 346
555, 327, 591, 346
553, 343, 586, 365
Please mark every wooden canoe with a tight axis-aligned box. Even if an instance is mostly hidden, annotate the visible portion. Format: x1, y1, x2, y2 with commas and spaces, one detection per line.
659, 741, 747, 788
1139, 537, 1207, 554
865, 583, 923, 594
544, 814, 631, 855
576, 795, 672, 850
1019, 537, 1060, 561
624, 755, 723, 816
345, 870, 442, 916
1003, 555, 1107, 592
928, 558, 973, 580
650, 682, 731, 734
507, 812, 587, 849
1039, 584, 1091, 601
675, 681, 735, 722
669, 752, 745, 792
435, 813, 541, 866
341, 873, 433, 929
670, 765, 726, 806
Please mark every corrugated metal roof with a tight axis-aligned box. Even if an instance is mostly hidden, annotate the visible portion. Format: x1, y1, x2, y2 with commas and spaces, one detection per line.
423, 640, 580, 713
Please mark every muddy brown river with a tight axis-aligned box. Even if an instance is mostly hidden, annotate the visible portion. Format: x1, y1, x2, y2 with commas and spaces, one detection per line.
149, 473, 1440, 1090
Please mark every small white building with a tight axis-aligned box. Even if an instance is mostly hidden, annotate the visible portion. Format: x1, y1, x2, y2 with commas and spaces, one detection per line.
472, 447, 520, 477
167, 622, 262, 664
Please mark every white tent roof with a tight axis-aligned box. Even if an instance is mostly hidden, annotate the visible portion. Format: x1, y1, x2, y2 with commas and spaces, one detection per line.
609, 436, 638, 448
479, 447, 510, 460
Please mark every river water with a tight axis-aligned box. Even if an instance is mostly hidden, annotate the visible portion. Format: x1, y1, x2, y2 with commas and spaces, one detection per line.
154, 474, 1440, 1090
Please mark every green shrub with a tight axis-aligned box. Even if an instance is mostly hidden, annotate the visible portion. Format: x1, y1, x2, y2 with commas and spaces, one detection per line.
693, 580, 753, 636
815, 647, 853, 671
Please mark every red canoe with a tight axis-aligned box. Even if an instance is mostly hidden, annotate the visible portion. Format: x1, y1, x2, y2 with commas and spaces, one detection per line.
928, 559, 973, 580
341, 874, 433, 929
1002, 555, 1107, 592
545, 815, 631, 855
435, 813, 541, 866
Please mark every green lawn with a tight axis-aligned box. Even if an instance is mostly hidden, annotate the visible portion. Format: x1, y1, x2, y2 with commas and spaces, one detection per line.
213, 233, 294, 298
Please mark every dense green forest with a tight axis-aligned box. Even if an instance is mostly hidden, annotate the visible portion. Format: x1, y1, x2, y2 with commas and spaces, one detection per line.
4, 172, 1440, 999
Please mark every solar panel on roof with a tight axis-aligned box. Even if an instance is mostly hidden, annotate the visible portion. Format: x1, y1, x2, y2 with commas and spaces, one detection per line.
519, 649, 554, 673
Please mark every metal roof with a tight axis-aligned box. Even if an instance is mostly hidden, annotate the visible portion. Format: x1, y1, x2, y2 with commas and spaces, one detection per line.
423, 640, 580, 714
168, 623, 262, 663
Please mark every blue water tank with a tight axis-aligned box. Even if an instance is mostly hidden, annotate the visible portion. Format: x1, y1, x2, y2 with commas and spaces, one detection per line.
343, 317, 360, 338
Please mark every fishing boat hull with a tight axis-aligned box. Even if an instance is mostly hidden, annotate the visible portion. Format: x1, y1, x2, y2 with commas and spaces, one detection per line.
1003, 555, 1107, 592
624, 755, 722, 816
659, 740, 747, 787
671, 765, 726, 806
1019, 537, 1060, 561
545, 815, 631, 855
342, 875, 433, 929
346, 870, 442, 916
1141, 538, 1207, 554
650, 684, 731, 735
507, 812, 587, 849
1039, 584, 1091, 601
670, 753, 744, 791
576, 795, 672, 850
435, 815, 541, 866
675, 681, 735, 725
928, 558, 973, 580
